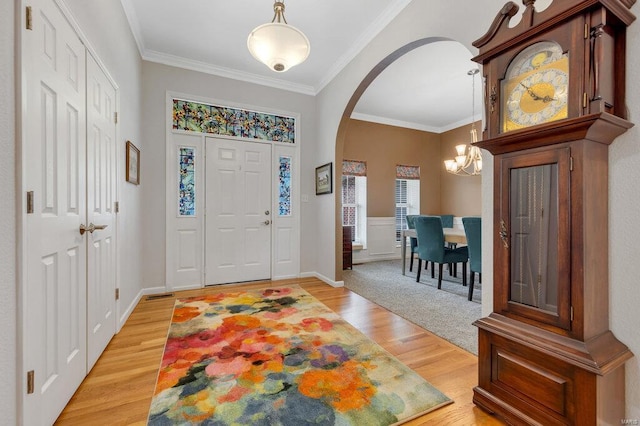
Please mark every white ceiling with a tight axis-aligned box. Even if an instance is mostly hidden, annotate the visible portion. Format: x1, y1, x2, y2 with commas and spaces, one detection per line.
120, 0, 482, 132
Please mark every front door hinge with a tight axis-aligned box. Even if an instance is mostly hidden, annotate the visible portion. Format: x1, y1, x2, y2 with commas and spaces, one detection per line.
570, 306, 574, 321
115, 201, 119, 213
26, 191, 34, 214
26, 6, 33, 30
27, 370, 34, 394
114, 111, 118, 124
570, 156, 574, 172
115, 288, 120, 300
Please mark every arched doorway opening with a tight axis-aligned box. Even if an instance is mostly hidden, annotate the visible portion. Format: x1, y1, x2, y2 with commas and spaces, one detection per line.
334, 37, 479, 280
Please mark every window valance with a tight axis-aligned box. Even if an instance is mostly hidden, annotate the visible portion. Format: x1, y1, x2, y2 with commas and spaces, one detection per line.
342, 160, 367, 176
396, 165, 420, 180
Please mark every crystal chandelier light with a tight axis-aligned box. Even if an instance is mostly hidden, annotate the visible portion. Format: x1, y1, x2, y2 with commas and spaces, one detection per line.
444, 68, 483, 176
247, 1, 310, 73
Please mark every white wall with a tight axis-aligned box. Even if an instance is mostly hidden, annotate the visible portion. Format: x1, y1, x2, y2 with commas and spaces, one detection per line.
140, 62, 318, 289
62, 0, 144, 327
317, 0, 640, 419
0, 0, 16, 422
610, 0, 640, 415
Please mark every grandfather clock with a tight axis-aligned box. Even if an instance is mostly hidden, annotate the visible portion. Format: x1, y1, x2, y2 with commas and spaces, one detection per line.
471, 1, 635, 424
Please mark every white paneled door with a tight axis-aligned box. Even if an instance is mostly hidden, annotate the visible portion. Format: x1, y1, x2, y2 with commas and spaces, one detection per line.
206, 137, 272, 284
22, 1, 118, 423
23, 0, 87, 423
86, 54, 117, 370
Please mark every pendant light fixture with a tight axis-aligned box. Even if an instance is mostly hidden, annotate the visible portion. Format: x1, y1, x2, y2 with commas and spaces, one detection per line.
247, 1, 311, 73
444, 68, 483, 176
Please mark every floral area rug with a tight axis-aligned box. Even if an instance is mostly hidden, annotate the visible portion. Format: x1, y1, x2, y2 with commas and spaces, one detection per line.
148, 286, 452, 425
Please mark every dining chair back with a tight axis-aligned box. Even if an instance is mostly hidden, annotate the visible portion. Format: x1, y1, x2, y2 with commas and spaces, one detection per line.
406, 215, 419, 272
414, 215, 468, 289
439, 214, 454, 228
462, 217, 482, 301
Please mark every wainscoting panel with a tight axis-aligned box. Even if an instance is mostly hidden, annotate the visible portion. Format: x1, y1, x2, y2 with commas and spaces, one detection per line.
350, 217, 399, 264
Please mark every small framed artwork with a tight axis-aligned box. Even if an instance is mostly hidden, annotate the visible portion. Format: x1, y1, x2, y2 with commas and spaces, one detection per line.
126, 141, 140, 185
315, 162, 333, 195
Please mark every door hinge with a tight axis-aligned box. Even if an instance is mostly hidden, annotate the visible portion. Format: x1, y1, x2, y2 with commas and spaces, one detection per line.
115, 288, 120, 300
26, 6, 33, 30
585, 23, 589, 39
570, 306, 574, 321
26, 191, 34, 214
114, 112, 118, 124
114, 201, 119, 213
27, 370, 34, 394
570, 156, 574, 171
583, 92, 588, 108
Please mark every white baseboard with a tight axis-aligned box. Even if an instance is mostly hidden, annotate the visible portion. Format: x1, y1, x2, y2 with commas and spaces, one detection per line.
299, 271, 344, 287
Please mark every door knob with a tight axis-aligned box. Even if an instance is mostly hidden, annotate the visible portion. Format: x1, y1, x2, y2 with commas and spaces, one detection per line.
79, 223, 108, 235
264, 220, 271, 225
79, 223, 91, 235
265, 210, 270, 215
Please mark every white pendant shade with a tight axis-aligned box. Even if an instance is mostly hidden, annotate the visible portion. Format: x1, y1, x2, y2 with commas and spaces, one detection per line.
247, 22, 310, 72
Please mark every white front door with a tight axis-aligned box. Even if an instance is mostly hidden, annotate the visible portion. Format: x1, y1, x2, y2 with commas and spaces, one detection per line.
205, 137, 272, 284
86, 54, 117, 370
23, 0, 88, 423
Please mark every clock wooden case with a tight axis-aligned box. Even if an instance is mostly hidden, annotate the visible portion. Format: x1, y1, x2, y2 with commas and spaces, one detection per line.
471, 1, 635, 424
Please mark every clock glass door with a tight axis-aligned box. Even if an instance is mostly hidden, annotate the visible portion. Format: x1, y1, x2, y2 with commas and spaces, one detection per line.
499, 148, 572, 331
509, 163, 558, 314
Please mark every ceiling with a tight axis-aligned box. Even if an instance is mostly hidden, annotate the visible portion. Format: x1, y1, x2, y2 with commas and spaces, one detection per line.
120, 0, 483, 132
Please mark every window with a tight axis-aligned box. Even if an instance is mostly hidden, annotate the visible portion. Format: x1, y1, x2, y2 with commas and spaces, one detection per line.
342, 175, 367, 245
395, 178, 420, 241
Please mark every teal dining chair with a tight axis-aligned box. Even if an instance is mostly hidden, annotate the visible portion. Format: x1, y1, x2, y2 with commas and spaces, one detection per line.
414, 216, 468, 289
439, 214, 454, 228
440, 214, 457, 276
462, 217, 481, 301
406, 215, 419, 272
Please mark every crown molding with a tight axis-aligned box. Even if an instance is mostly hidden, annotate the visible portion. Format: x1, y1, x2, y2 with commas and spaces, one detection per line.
119, 0, 146, 54
142, 50, 317, 96
316, 0, 412, 93
351, 112, 480, 134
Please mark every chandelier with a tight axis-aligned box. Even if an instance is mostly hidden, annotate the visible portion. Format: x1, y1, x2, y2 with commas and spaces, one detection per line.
247, 1, 311, 73
444, 68, 483, 176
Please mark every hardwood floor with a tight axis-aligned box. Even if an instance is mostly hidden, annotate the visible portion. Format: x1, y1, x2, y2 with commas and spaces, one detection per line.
55, 277, 505, 425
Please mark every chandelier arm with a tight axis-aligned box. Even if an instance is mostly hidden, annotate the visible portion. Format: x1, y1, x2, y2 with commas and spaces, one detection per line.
444, 68, 482, 176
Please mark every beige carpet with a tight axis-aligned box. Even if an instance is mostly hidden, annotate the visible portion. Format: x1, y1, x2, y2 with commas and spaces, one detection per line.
343, 259, 481, 355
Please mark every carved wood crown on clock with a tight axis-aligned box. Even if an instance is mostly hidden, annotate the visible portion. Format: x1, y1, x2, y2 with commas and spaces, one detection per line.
472, 0, 636, 152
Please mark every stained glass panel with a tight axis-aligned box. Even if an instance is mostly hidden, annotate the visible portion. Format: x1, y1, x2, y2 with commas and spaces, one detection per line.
278, 156, 292, 216
173, 99, 296, 143
179, 147, 195, 216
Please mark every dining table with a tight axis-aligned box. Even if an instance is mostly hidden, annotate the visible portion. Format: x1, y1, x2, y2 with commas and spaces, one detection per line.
401, 228, 467, 275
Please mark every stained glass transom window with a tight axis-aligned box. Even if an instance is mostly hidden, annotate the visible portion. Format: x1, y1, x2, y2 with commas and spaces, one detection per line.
172, 99, 296, 144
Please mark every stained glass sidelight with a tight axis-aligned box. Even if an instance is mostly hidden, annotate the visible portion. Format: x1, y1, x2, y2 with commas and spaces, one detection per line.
179, 147, 195, 216
278, 156, 292, 216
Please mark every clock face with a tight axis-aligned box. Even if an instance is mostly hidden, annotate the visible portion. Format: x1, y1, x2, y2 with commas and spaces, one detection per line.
501, 42, 569, 132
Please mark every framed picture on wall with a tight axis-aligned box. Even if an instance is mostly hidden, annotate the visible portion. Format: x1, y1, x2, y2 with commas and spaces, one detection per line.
315, 162, 332, 195
126, 141, 140, 185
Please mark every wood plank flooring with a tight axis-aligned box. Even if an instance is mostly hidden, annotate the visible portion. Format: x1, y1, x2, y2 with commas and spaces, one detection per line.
55, 277, 505, 425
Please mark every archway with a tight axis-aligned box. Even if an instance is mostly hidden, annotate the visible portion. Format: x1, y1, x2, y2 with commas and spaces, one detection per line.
334, 37, 477, 280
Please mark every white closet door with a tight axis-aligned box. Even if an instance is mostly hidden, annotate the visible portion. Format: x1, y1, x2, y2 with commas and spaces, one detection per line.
23, 0, 87, 423
206, 137, 272, 284
86, 53, 117, 370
